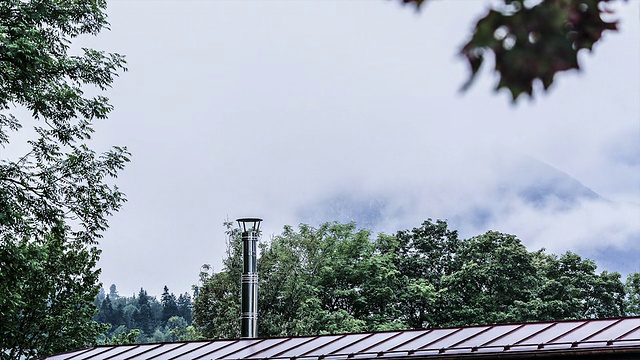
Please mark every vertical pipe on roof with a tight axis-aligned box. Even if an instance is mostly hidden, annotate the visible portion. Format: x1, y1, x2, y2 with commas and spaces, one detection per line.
239, 220, 260, 338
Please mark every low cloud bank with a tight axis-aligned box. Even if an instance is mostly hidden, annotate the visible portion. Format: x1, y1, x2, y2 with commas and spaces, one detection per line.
296, 153, 640, 275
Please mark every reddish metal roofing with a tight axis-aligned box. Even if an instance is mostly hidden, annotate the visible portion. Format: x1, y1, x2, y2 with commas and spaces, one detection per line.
40, 317, 640, 360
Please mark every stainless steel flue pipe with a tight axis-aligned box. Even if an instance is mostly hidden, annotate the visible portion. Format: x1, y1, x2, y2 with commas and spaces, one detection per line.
237, 218, 261, 338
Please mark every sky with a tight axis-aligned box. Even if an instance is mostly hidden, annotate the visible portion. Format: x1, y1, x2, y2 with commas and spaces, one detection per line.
13, 0, 640, 297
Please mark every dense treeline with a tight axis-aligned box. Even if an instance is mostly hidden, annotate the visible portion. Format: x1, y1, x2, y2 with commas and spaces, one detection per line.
93, 285, 197, 343
194, 220, 640, 339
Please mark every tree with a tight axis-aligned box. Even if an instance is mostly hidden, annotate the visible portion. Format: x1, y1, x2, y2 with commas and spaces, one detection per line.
92, 285, 198, 344
393, 219, 460, 328
96, 295, 112, 325
164, 316, 199, 342
194, 220, 632, 339
109, 284, 120, 299
625, 273, 640, 316
257, 222, 402, 336
442, 231, 539, 326
177, 293, 194, 325
0, 0, 127, 358
508, 251, 626, 321
193, 221, 243, 339
95, 287, 106, 308
107, 328, 139, 346
161, 286, 179, 324
133, 288, 162, 337
0, 222, 108, 358
194, 267, 241, 339
401, 0, 621, 101
194, 222, 401, 338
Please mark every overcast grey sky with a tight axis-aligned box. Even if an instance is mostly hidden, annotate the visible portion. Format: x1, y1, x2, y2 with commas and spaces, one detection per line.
56, 0, 640, 297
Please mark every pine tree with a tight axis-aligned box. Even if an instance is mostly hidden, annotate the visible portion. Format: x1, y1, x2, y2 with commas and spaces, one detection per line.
161, 286, 179, 325
109, 284, 120, 299
134, 288, 153, 335
177, 293, 194, 325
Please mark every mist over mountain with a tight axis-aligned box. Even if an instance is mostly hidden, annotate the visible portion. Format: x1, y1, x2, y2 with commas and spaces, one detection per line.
297, 155, 639, 275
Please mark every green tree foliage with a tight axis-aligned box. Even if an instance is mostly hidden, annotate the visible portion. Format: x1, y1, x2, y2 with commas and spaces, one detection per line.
0, 1, 127, 358
194, 219, 633, 339
519, 251, 626, 320
134, 288, 156, 335
401, 0, 621, 101
258, 223, 402, 336
194, 269, 241, 339
0, 223, 108, 358
93, 285, 197, 344
443, 231, 539, 326
165, 316, 199, 342
176, 293, 194, 325
161, 286, 179, 323
193, 223, 243, 339
109, 284, 120, 299
625, 273, 640, 316
107, 329, 140, 346
393, 219, 459, 328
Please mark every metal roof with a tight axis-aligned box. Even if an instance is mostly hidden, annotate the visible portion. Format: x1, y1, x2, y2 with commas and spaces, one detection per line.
40, 317, 640, 360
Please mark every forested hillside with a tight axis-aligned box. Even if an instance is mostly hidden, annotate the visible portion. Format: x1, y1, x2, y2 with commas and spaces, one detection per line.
93, 285, 196, 344
194, 220, 640, 339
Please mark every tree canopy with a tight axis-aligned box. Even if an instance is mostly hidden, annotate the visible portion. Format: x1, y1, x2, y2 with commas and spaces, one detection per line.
402, 0, 621, 101
0, 0, 127, 358
193, 220, 634, 339
93, 284, 197, 344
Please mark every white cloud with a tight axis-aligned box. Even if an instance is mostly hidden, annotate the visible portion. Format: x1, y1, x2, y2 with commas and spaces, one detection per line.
71, 0, 640, 296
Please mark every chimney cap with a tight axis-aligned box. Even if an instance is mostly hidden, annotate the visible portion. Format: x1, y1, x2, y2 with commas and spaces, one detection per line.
236, 218, 262, 232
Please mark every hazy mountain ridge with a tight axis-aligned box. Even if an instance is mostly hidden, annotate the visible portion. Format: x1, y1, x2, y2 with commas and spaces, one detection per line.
297, 156, 639, 275
299, 156, 604, 231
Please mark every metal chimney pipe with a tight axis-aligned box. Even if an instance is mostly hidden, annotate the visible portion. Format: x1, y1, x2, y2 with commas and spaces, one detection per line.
237, 218, 262, 338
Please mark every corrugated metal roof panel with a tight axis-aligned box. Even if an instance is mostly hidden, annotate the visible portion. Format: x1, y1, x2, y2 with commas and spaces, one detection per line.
449, 324, 521, 348
515, 321, 584, 345
620, 326, 640, 340
236, 336, 313, 359
220, 338, 290, 359
39, 317, 640, 360
102, 344, 162, 360
88, 345, 139, 360
420, 326, 490, 350
551, 318, 619, 343
196, 339, 262, 360
483, 322, 552, 347
299, 333, 371, 357
153, 342, 214, 360
389, 328, 457, 352
43, 347, 97, 360
354, 330, 427, 354
270, 335, 343, 358
326, 331, 402, 355
125, 342, 186, 359
587, 318, 640, 341
169, 340, 233, 360
67, 347, 115, 360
